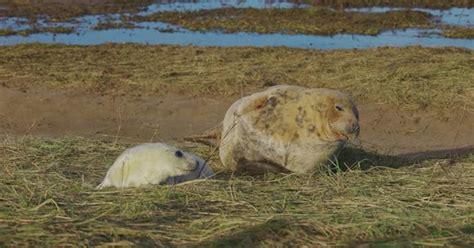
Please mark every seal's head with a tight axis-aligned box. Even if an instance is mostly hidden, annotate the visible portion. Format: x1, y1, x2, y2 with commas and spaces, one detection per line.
161, 145, 200, 176
323, 90, 360, 142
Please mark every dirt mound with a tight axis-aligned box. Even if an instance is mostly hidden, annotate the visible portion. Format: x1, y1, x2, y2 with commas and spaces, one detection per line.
1, 87, 472, 157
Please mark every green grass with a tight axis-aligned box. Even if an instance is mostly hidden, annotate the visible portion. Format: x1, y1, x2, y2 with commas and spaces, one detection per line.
0, 137, 472, 246
130, 8, 434, 36
0, 44, 472, 111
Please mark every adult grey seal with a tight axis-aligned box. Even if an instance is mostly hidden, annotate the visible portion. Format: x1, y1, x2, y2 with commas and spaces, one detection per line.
219, 85, 359, 174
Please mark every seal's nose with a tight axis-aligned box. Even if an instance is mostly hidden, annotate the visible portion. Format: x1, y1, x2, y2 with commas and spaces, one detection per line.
191, 160, 200, 171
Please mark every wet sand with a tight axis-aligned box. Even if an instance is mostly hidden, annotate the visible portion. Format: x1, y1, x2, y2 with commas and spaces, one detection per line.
1, 87, 472, 156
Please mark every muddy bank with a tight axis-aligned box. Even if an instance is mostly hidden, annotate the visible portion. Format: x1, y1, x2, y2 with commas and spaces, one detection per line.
0, 87, 232, 142
1, 87, 472, 156
1, 44, 472, 156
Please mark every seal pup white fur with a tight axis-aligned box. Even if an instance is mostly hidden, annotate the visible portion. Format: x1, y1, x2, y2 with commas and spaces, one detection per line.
220, 85, 359, 174
96, 143, 214, 189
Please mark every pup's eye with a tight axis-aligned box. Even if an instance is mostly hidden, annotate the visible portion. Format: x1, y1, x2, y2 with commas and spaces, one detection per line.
175, 150, 183, 158
335, 105, 343, 111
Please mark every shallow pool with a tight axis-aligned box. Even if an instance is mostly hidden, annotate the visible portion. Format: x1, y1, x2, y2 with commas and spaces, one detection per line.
0, 0, 472, 49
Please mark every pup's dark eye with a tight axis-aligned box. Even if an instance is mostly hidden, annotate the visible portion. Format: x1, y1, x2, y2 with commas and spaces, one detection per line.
335, 105, 343, 111
175, 150, 183, 158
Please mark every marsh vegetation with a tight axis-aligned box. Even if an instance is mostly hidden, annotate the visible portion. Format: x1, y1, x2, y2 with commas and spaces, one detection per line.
1, 0, 473, 40
131, 8, 434, 36
0, 138, 473, 246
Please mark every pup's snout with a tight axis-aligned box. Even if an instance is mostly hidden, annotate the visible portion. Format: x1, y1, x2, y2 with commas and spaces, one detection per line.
193, 160, 200, 171
183, 160, 199, 171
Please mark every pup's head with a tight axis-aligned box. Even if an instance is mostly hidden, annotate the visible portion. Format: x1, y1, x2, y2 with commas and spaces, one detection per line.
162, 146, 201, 176
163, 154, 215, 185
321, 90, 360, 142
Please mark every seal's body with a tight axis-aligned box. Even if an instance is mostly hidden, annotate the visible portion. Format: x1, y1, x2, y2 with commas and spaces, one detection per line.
220, 85, 359, 174
96, 143, 214, 189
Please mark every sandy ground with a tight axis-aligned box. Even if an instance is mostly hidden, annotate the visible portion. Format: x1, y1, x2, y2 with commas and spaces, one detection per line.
1, 86, 472, 158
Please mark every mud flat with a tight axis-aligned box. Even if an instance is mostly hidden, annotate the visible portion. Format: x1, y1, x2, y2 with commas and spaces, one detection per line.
1, 44, 472, 154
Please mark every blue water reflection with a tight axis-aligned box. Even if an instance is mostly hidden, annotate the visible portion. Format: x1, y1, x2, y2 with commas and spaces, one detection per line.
0, 0, 473, 49
1, 27, 472, 49
139, 0, 302, 14
347, 7, 474, 26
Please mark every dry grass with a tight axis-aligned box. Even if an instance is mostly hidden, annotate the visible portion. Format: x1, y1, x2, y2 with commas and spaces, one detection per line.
131, 8, 433, 36
0, 0, 155, 21
442, 26, 474, 39
0, 44, 473, 111
0, 137, 472, 246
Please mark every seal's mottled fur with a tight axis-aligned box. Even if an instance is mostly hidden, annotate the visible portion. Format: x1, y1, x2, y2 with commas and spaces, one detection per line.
220, 85, 359, 174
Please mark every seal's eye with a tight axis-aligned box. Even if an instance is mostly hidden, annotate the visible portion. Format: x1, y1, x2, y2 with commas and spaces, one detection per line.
335, 105, 343, 111
175, 150, 183, 158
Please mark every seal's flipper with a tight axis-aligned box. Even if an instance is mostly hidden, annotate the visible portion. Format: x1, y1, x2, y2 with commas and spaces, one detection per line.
236, 158, 291, 175
95, 179, 109, 190
183, 122, 223, 147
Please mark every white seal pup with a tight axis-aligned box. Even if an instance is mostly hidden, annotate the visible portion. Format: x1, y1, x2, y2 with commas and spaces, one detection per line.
220, 85, 360, 174
96, 143, 214, 189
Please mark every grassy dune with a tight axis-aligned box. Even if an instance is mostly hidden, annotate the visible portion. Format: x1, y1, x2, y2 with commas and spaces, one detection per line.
1, 44, 473, 111
0, 138, 473, 246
